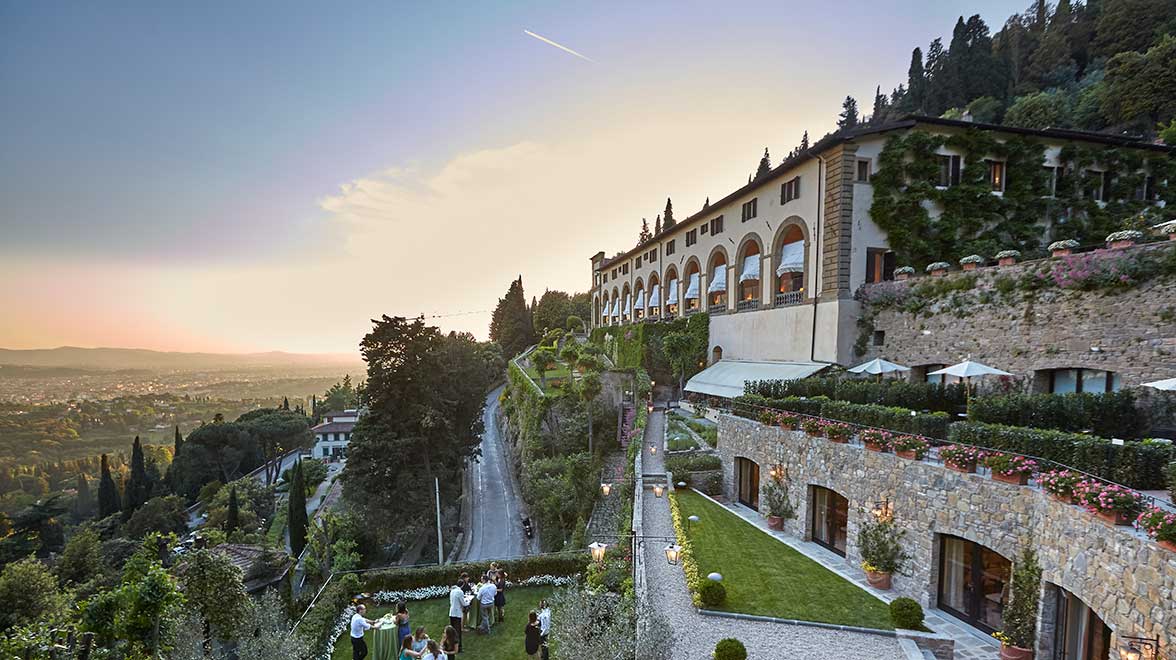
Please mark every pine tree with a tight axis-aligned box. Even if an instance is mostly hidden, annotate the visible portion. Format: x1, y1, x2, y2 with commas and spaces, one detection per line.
173, 425, 183, 456
754, 148, 771, 179
638, 218, 652, 244
906, 48, 927, 113
1034, 0, 1047, 32
74, 474, 93, 518
288, 460, 309, 557
838, 96, 860, 128
226, 485, 240, 533
662, 198, 675, 228
97, 454, 120, 519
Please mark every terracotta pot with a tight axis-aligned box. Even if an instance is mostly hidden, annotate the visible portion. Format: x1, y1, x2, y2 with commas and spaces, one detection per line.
1158, 539, 1176, 552
865, 570, 892, 590
998, 257, 1017, 266
828, 436, 849, 444
767, 515, 784, 531
1051, 248, 1072, 257
895, 272, 910, 281
999, 643, 1035, 660
896, 449, 920, 460
992, 471, 1029, 485
946, 460, 976, 474
930, 268, 947, 277
1048, 492, 1073, 505
1096, 510, 1132, 526
962, 262, 977, 271
1109, 239, 1135, 249
864, 441, 887, 452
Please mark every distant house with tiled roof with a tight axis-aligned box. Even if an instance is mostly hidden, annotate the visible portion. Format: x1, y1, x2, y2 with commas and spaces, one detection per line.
312, 409, 360, 459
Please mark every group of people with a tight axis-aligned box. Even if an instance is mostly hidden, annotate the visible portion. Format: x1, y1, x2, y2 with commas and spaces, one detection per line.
349, 563, 552, 660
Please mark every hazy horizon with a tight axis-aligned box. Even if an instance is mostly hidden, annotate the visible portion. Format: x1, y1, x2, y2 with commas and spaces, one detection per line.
1, 1, 1025, 354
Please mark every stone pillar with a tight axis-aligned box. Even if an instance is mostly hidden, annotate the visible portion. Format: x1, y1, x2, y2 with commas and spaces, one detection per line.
761, 253, 773, 306
821, 143, 858, 298
728, 264, 737, 312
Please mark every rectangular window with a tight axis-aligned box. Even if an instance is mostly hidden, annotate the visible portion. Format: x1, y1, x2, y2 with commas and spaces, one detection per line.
648, 248, 657, 262
622, 263, 629, 275
865, 249, 895, 283
937, 155, 961, 187
665, 240, 675, 256
700, 223, 708, 235
1048, 368, 1120, 394
685, 229, 697, 247
710, 215, 724, 235
780, 177, 801, 203
855, 159, 871, 182
987, 160, 1005, 192
635, 256, 642, 269
741, 199, 757, 222
1043, 166, 1058, 197
1083, 170, 1104, 201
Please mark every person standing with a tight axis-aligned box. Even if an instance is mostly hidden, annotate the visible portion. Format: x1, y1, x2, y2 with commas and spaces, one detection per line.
536, 599, 551, 660
477, 578, 497, 634
523, 610, 542, 659
459, 572, 474, 630
395, 602, 412, 648
493, 569, 507, 623
448, 580, 464, 652
441, 625, 460, 657
350, 604, 375, 660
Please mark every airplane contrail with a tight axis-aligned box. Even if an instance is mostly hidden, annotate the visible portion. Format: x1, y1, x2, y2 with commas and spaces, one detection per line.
523, 29, 594, 62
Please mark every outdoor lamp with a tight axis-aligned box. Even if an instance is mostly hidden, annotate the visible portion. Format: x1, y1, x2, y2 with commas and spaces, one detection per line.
650, 445, 657, 455
653, 484, 664, 498
687, 514, 699, 532
664, 544, 682, 565
588, 542, 608, 563
677, 481, 687, 488
600, 482, 612, 496
1118, 637, 1159, 660
647, 403, 654, 413
707, 572, 723, 582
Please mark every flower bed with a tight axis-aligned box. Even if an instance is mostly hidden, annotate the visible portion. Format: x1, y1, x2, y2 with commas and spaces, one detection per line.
938, 444, 983, 473
1038, 470, 1083, 504
668, 491, 703, 607
983, 452, 1037, 485
1135, 507, 1176, 551
891, 435, 929, 460
1074, 481, 1142, 526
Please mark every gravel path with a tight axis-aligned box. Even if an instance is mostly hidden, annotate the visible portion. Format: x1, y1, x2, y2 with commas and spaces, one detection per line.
640, 410, 905, 660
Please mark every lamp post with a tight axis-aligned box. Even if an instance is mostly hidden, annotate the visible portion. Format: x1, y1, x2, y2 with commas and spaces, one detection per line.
588, 541, 608, 563
653, 484, 664, 498
687, 515, 699, 533
1118, 636, 1160, 660
600, 482, 612, 497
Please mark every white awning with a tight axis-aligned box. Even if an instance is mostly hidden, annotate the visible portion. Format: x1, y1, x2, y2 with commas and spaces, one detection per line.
685, 360, 828, 399
739, 253, 761, 282
623, 294, 632, 315
648, 284, 661, 307
776, 240, 804, 276
667, 279, 679, 304
634, 290, 646, 309
684, 273, 700, 300
610, 299, 620, 317
708, 264, 727, 293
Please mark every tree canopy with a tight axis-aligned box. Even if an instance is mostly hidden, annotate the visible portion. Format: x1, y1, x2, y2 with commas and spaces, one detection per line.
489, 276, 536, 358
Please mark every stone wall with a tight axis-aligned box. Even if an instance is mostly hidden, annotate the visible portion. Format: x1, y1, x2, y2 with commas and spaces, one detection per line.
858, 242, 1176, 389
716, 413, 1176, 654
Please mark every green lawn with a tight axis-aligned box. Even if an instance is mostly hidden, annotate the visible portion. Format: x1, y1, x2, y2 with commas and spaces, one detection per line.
676, 490, 894, 630
333, 586, 553, 660
666, 417, 700, 451
525, 363, 572, 394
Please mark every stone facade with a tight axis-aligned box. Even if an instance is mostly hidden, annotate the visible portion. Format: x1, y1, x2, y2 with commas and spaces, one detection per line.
860, 242, 1176, 389
821, 143, 858, 298
717, 413, 1176, 654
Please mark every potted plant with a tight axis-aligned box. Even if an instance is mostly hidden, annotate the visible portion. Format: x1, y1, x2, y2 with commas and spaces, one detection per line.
800, 418, 824, 437
892, 435, 929, 460
857, 517, 909, 591
959, 254, 984, 271
1074, 481, 1141, 525
939, 444, 983, 473
1048, 239, 1079, 257
777, 412, 800, 430
1135, 506, 1176, 552
822, 422, 852, 444
860, 428, 891, 452
925, 261, 951, 277
995, 249, 1021, 266
1038, 470, 1083, 504
1105, 229, 1143, 249
894, 266, 915, 281
763, 479, 796, 531
758, 410, 775, 425
983, 452, 1037, 485
992, 545, 1041, 660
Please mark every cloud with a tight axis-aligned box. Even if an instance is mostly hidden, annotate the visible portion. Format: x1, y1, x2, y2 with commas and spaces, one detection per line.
523, 29, 594, 62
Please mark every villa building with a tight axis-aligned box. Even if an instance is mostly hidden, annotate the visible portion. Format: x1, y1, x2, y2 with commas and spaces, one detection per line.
588, 115, 1173, 397
311, 409, 359, 459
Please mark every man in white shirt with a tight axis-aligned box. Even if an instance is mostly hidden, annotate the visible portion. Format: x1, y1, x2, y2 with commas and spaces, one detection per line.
537, 599, 551, 659
477, 580, 497, 635
350, 604, 375, 660
448, 580, 465, 652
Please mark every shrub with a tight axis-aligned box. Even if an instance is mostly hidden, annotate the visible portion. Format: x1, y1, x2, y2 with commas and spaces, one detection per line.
359, 553, 587, 592
700, 580, 727, 607
666, 454, 721, 474
983, 452, 1038, 477
858, 518, 909, 575
764, 480, 796, 519
1168, 462, 1176, 503
713, 638, 747, 660
819, 400, 950, 439
890, 598, 925, 630
744, 377, 966, 413
700, 472, 723, 495
994, 546, 1040, 649
968, 391, 1140, 439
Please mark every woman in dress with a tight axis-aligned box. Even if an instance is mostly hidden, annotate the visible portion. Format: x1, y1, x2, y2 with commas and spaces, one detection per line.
441, 625, 460, 657
459, 572, 474, 630
493, 569, 507, 622
395, 602, 412, 648
398, 635, 421, 660
422, 639, 446, 660
523, 610, 542, 659
411, 626, 429, 654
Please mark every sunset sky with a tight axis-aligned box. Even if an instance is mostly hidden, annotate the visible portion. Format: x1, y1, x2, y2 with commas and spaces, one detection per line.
0, 1, 1025, 355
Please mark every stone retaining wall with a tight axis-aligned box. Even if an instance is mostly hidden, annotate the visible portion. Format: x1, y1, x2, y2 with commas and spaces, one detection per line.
717, 413, 1176, 655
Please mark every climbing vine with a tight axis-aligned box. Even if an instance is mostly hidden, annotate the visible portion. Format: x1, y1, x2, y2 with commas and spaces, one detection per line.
870, 128, 1176, 268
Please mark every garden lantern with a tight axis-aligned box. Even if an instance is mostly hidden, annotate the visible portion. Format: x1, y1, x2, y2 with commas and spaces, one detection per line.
707, 572, 723, 582
1118, 636, 1159, 660
687, 514, 699, 532
650, 445, 657, 455
653, 484, 664, 498
871, 499, 893, 521
588, 542, 608, 563
664, 544, 682, 565
600, 482, 611, 496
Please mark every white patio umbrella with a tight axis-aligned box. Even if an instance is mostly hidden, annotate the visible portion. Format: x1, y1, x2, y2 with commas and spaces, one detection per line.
1142, 377, 1176, 391
927, 360, 1012, 379
848, 358, 910, 376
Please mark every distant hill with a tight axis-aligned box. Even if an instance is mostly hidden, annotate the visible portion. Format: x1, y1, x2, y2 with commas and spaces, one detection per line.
0, 346, 363, 372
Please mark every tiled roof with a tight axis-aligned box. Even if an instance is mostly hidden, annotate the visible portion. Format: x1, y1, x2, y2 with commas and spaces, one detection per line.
312, 421, 355, 433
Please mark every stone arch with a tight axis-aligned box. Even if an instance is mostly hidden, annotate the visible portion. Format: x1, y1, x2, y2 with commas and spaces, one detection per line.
610, 287, 621, 325
706, 245, 729, 311
662, 264, 679, 317
711, 345, 723, 364
771, 215, 810, 306
633, 277, 646, 320
646, 271, 661, 318
621, 282, 632, 322
682, 257, 702, 313
593, 294, 601, 328
734, 232, 765, 308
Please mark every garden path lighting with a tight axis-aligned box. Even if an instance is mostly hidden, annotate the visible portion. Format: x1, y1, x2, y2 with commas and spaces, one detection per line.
687, 514, 699, 532
707, 572, 723, 582
653, 484, 664, 498
588, 542, 608, 563
650, 445, 657, 455
600, 483, 612, 496
1118, 636, 1159, 660
677, 481, 687, 488
664, 544, 682, 565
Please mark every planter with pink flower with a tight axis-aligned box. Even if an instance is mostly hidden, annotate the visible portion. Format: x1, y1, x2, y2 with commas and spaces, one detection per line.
1038, 470, 1083, 504
1135, 507, 1176, 552
1105, 229, 1143, 249
801, 418, 824, 437
994, 249, 1021, 266
983, 452, 1037, 485
939, 444, 983, 474
1048, 239, 1079, 257
894, 266, 915, 281
892, 435, 929, 461
776, 412, 800, 430
822, 422, 852, 444
959, 254, 984, 271
860, 428, 891, 453
1075, 481, 1142, 525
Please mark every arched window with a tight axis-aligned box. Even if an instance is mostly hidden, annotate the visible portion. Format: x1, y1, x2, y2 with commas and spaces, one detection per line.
809, 486, 848, 556
633, 280, 646, 321
664, 266, 680, 318
711, 346, 723, 364
621, 283, 632, 323
683, 261, 701, 314
707, 251, 728, 314
609, 289, 621, 326
647, 273, 661, 319
774, 224, 806, 306
737, 240, 762, 311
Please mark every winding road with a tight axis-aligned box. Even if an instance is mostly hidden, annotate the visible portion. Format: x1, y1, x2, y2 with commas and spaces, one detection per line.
461, 385, 531, 561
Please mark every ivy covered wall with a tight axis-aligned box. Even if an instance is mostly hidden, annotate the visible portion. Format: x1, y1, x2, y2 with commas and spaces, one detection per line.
589, 314, 709, 385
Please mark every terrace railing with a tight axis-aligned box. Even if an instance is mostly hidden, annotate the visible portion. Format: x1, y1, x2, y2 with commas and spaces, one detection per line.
775, 290, 804, 306
736, 298, 760, 312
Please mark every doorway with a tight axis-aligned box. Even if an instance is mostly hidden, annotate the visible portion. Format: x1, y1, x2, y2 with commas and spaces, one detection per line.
937, 535, 1012, 633
735, 457, 760, 510
1051, 586, 1110, 660
810, 486, 849, 556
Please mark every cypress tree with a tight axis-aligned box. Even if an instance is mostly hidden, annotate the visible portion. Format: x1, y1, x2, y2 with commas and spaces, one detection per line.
288, 461, 309, 557
754, 148, 771, 179
226, 485, 240, 533
125, 436, 149, 513
282, 396, 290, 411
74, 474, 93, 518
838, 96, 860, 128
662, 198, 675, 228
173, 425, 184, 455
98, 454, 121, 518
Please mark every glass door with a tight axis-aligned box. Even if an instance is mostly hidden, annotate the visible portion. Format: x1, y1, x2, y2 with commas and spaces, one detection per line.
937, 535, 1011, 633
736, 457, 760, 510
810, 486, 848, 556
1053, 588, 1110, 660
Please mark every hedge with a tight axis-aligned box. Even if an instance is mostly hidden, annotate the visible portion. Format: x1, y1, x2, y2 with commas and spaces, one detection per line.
666, 454, 722, 474
1168, 462, 1176, 502
967, 390, 1140, 439
734, 394, 951, 439
356, 552, 589, 593
744, 377, 966, 413
297, 572, 361, 650
948, 422, 1173, 489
